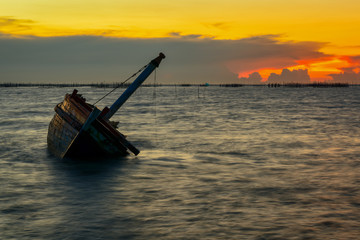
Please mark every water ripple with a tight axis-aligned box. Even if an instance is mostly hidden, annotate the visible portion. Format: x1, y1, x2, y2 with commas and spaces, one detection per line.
1, 86, 360, 239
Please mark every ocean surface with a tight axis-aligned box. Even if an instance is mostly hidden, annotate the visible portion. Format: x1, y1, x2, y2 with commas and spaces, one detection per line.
1, 85, 360, 239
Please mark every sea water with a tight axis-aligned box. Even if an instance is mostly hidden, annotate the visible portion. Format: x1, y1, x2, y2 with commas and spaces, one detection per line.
1, 85, 360, 239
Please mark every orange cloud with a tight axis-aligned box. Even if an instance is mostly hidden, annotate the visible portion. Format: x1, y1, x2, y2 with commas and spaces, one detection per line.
226, 36, 331, 81
305, 56, 360, 81
228, 36, 360, 83
242, 55, 360, 83
325, 55, 360, 83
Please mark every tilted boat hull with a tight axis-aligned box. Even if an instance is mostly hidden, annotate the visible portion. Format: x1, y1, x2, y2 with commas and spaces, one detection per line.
47, 90, 137, 159
47, 53, 165, 159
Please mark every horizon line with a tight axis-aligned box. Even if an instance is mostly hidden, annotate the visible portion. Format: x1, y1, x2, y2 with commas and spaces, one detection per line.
0, 82, 356, 88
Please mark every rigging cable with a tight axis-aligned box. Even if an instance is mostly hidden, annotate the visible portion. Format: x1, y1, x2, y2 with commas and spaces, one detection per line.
93, 64, 148, 105
153, 68, 158, 144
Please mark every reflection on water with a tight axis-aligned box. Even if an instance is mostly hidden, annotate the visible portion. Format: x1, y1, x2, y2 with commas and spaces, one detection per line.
1, 86, 360, 239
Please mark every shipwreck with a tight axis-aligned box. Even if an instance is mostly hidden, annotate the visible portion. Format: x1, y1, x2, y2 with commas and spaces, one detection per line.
47, 53, 165, 158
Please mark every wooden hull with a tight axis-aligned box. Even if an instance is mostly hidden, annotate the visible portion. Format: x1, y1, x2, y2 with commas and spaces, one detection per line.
47, 89, 139, 159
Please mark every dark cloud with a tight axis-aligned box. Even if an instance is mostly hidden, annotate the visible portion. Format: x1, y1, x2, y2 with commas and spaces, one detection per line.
267, 69, 311, 83
203, 22, 231, 30
328, 69, 360, 83
226, 36, 328, 74
0, 16, 35, 33
327, 55, 360, 83
0, 35, 237, 83
348, 55, 360, 63
0, 34, 328, 83
0, 16, 35, 26
168, 32, 205, 39
238, 72, 263, 84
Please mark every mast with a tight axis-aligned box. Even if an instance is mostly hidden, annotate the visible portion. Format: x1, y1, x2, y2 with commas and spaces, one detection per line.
103, 53, 165, 120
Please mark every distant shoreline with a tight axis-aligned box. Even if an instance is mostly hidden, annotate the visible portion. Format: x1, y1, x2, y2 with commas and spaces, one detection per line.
0, 82, 356, 88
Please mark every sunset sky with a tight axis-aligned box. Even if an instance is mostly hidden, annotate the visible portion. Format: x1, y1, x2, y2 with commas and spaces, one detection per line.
1, 0, 360, 83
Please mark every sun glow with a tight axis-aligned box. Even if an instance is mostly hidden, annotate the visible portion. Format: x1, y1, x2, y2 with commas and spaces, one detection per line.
238, 56, 358, 82
2, 0, 360, 83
